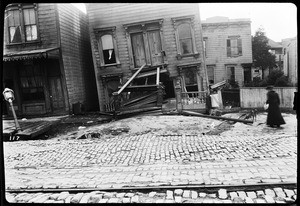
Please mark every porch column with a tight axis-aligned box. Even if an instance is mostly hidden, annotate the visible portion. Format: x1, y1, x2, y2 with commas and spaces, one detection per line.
175, 78, 182, 114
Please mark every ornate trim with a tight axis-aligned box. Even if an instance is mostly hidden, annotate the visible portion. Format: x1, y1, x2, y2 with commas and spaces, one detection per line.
123, 18, 163, 29
94, 26, 116, 34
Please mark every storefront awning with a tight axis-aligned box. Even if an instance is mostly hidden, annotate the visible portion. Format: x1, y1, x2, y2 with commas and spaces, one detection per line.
3, 47, 60, 62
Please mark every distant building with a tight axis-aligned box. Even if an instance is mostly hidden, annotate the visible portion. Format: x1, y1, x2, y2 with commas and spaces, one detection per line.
266, 38, 284, 77
201, 16, 253, 87
2, 3, 98, 116
282, 37, 297, 86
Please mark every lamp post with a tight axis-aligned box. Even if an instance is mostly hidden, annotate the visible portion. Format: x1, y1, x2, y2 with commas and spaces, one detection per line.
3, 88, 21, 131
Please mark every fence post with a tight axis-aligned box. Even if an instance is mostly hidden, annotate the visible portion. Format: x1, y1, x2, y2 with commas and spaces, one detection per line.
112, 92, 120, 118
157, 84, 164, 107
175, 79, 182, 114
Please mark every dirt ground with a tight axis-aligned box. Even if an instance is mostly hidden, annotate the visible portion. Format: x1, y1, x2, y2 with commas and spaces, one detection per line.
43, 111, 297, 140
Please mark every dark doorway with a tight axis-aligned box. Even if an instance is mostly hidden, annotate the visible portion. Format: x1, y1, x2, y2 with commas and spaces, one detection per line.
243, 67, 251, 85
160, 73, 175, 99
47, 60, 65, 113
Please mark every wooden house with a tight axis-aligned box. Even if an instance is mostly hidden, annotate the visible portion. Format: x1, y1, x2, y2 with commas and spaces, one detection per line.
2, 3, 98, 116
86, 3, 209, 115
201, 16, 253, 87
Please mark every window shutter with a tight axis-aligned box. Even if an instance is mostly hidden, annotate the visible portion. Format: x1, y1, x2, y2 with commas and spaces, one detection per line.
237, 38, 242, 56
227, 39, 231, 57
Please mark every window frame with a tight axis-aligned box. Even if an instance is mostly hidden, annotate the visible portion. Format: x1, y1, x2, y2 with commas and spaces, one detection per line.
226, 65, 236, 81
178, 63, 202, 92
206, 65, 215, 85
124, 19, 167, 69
226, 36, 242, 58
94, 26, 121, 68
19, 62, 46, 103
172, 15, 199, 60
5, 3, 40, 46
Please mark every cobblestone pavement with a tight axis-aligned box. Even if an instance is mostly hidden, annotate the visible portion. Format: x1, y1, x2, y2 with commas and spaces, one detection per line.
5, 187, 297, 203
4, 133, 297, 190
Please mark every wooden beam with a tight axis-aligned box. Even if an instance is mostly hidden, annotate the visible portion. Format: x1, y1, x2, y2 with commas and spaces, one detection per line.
123, 91, 157, 107
113, 63, 146, 95
156, 67, 160, 85
135, 69, 167, 79
121, 84, 158, 92
211, 80, 227, 89
118, 106, 161, 116
181, 110, 253, 124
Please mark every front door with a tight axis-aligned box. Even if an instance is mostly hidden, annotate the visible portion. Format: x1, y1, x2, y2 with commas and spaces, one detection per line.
49, 77, 64, 112
131, 32, 147, 68
147, 30, 163, 66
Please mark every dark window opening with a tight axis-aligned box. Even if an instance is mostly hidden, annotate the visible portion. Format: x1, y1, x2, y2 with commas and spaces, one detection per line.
227, 66, 235, 81
244, 67, 251, 84
103, 49, 116, 64
101, 34, 117, 65
19, 64, 45, 102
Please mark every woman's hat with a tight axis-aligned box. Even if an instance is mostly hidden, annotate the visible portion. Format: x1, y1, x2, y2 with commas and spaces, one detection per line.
266, 85, 274, 90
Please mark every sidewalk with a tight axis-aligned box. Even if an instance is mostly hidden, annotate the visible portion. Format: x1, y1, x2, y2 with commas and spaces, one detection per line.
2, 115, 67, 140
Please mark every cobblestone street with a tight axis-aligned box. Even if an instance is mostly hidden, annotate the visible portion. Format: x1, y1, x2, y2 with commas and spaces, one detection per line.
3, 113, 298, 203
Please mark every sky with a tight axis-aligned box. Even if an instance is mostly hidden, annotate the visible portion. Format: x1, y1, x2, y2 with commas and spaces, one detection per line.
72, 3, 297, 42
199, 3, 297, 42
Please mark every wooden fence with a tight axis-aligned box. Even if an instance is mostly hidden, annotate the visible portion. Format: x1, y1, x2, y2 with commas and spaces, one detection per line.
240, 87, 297, 109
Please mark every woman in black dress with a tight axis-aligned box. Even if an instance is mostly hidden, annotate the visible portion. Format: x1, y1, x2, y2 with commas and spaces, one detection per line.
266, 86, 286, 127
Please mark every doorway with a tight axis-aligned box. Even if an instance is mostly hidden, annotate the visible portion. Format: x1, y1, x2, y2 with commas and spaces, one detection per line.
49, 77, 64, 112
160, 73, 175, 99
47, 60, 65, 113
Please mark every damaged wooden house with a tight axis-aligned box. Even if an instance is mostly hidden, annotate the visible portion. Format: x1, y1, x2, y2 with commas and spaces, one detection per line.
2, 3, 98, 117
86, 3, 209, 116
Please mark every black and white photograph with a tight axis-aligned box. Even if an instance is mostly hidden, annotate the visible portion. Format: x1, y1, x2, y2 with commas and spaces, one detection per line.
1, 2, 297, 204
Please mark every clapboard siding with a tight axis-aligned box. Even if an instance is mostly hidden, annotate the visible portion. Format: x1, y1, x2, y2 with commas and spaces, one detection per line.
202, 20, 252, 86
240, 87, 296, 108
57, 4, 98, 111
86, 3, 206, 111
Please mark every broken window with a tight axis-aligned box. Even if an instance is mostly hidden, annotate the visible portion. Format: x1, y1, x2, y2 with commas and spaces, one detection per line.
101, 34, 116, 64
6, 4, 38, 44
227, 37, 242, 57
95, 27, 120, 67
